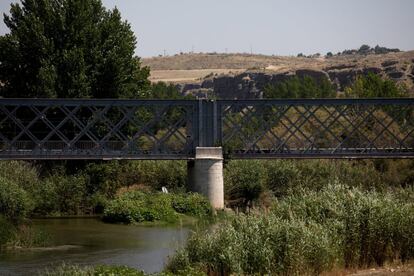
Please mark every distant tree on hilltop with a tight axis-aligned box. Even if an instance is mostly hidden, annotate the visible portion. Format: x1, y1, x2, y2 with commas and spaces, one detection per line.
0, 0, 150, 98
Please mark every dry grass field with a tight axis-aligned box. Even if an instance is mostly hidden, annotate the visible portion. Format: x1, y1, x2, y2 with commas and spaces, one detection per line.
148, 68, 244, 83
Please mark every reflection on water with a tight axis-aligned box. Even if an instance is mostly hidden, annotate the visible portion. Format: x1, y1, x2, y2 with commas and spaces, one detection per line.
0, 218, 189, 275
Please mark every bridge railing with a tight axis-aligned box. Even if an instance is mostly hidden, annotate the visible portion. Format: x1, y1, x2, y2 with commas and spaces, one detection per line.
0, 98, 413, 159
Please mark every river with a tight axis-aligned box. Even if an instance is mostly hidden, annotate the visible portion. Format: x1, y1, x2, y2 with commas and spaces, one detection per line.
0, 218, 190, 275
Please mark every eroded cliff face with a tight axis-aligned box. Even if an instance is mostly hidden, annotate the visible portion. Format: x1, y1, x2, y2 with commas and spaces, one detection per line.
170, 53, 414, 99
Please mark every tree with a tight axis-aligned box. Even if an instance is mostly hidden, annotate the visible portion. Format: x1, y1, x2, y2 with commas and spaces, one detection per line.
264, 75, 336, 99
344, 73, 407, 98
0, 0, 150, 98
326, 52, 333, 58
358, 44, 372, 55
148, 82, 194, 99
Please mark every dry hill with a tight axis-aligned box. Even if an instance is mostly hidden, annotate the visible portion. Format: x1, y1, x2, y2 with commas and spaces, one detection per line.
142, 51, 414, 98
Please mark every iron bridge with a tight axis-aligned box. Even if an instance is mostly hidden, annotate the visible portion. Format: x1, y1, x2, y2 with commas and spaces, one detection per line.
0, 98, 413, 160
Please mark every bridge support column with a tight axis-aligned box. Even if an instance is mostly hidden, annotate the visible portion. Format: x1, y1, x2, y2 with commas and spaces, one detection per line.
187, 147, 224, 209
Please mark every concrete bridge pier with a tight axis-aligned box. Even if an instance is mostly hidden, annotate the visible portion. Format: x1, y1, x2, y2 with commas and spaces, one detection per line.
187, 147, 224, 209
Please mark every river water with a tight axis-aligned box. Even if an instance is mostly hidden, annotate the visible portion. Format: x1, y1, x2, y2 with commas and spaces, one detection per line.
0, 218, 190, 275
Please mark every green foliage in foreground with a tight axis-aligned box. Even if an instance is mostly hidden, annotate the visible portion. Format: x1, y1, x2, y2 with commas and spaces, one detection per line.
103, 191, 212, 224
167, 184, 414, 275
42, 264, 145, 276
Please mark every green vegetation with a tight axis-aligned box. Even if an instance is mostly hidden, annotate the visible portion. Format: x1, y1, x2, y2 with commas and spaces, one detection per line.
148, 82, 194, 99
0, 215, 50, 249
0, 0, 150, 98
223, 159, 411, 206
103, 191, 212, 224
42, 264, 146, 276
345, 72, 408, 98
0, 176, 34, 220
42, 263, 205, 276
264, 75, 336, 98
167, 184, 414, 275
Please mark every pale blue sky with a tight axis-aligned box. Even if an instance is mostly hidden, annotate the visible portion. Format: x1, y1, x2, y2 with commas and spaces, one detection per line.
1, 0, 413, 57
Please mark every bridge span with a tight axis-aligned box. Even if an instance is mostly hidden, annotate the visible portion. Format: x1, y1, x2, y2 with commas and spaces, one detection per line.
0, 98, 413, 208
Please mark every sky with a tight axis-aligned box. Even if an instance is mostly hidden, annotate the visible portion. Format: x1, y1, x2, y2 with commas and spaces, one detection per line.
1, 0, 414, 58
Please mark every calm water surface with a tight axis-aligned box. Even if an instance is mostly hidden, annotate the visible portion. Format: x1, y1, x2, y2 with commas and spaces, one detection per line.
0, 218, 190, 275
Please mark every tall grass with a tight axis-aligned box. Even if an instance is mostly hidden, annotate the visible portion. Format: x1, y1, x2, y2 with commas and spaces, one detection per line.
224, 159, 414, 207
167, 183, 414, 275
41, 264, 145, 276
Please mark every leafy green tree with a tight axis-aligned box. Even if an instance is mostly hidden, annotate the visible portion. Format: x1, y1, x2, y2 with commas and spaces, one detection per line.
148, 82, 194, 99
0, 0, 150, 98
344, 73, 407, 98
264, 75, 336, 99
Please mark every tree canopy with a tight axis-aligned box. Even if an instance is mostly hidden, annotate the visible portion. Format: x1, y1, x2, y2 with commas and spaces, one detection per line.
263, 75, 336, 99
344, 73, 407, 98
0, 0, 150, 98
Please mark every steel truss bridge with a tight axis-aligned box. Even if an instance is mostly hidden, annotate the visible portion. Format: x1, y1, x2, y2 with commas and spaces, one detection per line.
0, 98, 413, 160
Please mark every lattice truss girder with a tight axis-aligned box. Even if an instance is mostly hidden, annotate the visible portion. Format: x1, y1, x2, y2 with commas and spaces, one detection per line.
219, 100, 414, 157
0, 100, 197, 158
0, 99, 413, 159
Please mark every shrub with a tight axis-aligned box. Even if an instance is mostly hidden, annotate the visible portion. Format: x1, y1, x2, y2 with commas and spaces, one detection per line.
171, 193, 212, 217
43, 174, 88, 215
224, 160, 266, 207
133, 161, 187, 191
0, 161, 39, 191
103, 191, 212, 224
0, 176, 34, 220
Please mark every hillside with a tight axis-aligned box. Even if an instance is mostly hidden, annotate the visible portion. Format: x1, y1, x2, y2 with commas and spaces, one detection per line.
142, 51, 414, 98
143, 51, 414, 87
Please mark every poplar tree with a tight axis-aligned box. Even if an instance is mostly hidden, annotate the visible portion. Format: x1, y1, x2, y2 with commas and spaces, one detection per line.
0, 0, 150, 98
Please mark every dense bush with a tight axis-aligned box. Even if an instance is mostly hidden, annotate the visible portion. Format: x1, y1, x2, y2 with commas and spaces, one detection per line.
168, 184, 414, 275
0, 176, 34, 220
224, 160, 266, 206
32, 174, 88, 215
171, 193, 212, 217
103, 191, 212, 224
